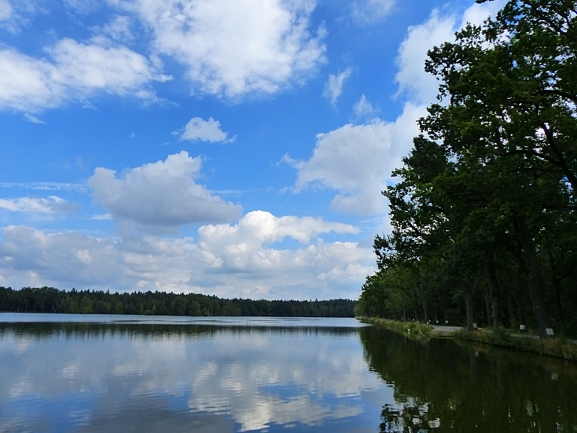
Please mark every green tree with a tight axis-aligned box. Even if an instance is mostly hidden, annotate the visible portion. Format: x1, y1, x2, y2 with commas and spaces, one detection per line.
363, 0, 577, 338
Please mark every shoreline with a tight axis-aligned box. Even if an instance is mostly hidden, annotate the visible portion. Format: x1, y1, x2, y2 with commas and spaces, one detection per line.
360, 317, 577, 361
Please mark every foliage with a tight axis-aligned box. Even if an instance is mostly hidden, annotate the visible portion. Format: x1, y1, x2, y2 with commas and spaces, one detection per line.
358, 0, 577, 339
0, 286, 356, 318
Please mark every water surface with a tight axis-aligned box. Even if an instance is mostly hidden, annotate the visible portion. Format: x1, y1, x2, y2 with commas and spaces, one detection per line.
1, 313, 577, 432
0, 314, 386, 433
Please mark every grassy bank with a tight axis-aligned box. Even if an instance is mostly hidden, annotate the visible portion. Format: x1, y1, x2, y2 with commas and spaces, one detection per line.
454, 328, 577, 361
361, 318, 433, 340
361, 318, 577, 361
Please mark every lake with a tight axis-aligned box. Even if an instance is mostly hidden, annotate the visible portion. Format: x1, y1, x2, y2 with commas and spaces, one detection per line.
1, 313, 576, 432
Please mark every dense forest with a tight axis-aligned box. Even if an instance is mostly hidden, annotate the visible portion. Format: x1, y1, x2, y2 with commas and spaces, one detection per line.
0, 286, 356, 317
356, 0, 577, 338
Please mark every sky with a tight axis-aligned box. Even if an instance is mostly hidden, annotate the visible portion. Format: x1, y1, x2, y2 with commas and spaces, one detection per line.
0, 0, 505, 300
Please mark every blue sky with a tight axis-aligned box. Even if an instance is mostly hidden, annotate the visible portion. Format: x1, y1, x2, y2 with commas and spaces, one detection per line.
0, 0, 504, 300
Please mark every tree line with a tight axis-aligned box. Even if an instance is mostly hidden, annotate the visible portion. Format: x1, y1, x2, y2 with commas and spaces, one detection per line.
0, 286, 356, 318
356, 0, 577, 339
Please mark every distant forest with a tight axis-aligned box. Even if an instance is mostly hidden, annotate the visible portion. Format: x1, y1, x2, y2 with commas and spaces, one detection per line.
0, 286, 356, 318
357, 1, 577, 339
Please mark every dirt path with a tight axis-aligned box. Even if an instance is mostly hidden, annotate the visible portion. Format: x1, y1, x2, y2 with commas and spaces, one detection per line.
431, 325, 577, 344
431, 325, 463, 336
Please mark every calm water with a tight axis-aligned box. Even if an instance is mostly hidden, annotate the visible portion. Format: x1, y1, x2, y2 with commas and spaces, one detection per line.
1, 314, 576, 432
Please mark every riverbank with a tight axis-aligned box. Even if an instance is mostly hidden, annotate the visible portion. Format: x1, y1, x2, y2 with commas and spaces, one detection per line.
361, 318, 577, 361
454, 328, 577, 361
360, 317, 434, 340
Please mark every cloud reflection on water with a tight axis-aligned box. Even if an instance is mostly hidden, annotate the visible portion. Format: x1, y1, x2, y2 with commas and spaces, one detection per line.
0, 318, 392, 433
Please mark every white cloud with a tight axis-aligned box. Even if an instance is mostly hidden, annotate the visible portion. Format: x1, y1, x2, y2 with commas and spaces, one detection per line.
0, 226, 130, 287
323, 68, 351, 106
99, 15, 134, 43
0, 0, 12, 21
395, 1, 506, 105
0, 196, 75, 214
24, 113, 46, 124
461, 0, 507, 27
395, 10, 456, 104
1, 0, 327, 109
0, 0, 42, 33
0, 215, 373, 299
120, 0, 326, 98
0, 48, 64, 111
88, 151, 242, 232
352, 94, 376, 120
291, 1, 505, 219
352, 0, 395, 23
288, 104, 423, 215
47, 38, 169, 96
0, 38, 169, 112
180, 117, 234, 143
199, 210, 357, 249
195, 212, 368, 295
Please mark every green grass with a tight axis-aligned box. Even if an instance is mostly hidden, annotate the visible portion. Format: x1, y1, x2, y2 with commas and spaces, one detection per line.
454, 328, 577, 361
361, 318, 433, 340
360, 317, 577, 361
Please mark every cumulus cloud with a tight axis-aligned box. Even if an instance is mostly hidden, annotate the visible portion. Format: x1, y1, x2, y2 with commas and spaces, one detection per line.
47, 38, 169, 96
198, 210, 357, 250
291, 1, 505, 218
0, 225, 135, 287
1, 0, 326, 110
88, 151, 242, 232
394, 10, 457, 104
323, 68, 351, 106
0, 38, 169, 112
0, 215, 373, 299
179, 117, 234, 143
0, 196, 75, 214
120, 0, 326, 98
196, 211, 362, 284
0, 48, 63, 111
395, 1, 506, 104
192, 212, 369, 299
287, 104, 423, 215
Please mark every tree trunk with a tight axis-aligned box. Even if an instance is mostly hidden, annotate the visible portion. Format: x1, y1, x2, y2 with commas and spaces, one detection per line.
486, 258, 500, 328
483, 288, 492, 327
462, 276, 479, 331
507, 290, 516, 330
518, 217, 552, 339
421, 296, 429, 323
547, 251, 565, 326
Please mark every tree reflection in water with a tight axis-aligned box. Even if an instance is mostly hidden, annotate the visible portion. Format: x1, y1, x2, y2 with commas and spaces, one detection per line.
380, 402, 440, 433
361, 326, 577, 433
